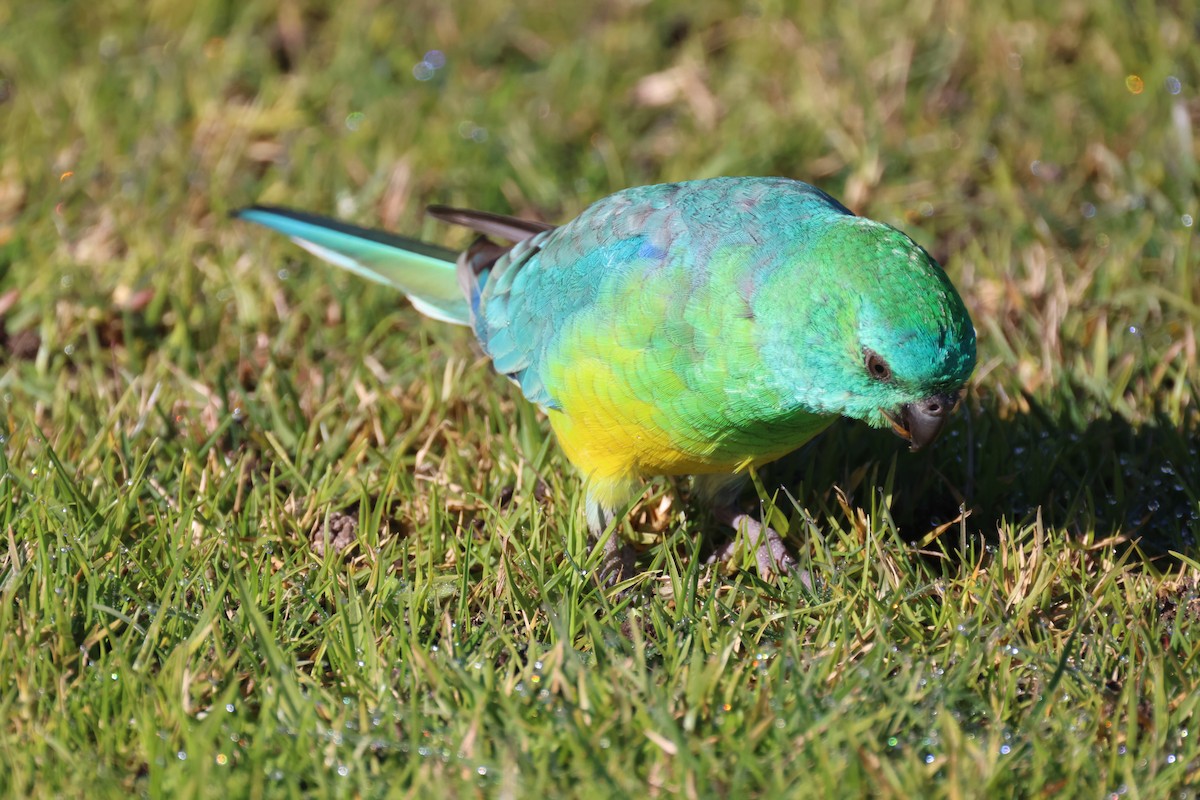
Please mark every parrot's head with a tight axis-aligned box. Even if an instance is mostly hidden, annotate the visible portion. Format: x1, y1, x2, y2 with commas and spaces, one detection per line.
758, 215, 977, 450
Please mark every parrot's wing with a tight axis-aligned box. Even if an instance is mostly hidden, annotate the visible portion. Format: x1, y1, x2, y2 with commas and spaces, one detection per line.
427, 205, 554, 242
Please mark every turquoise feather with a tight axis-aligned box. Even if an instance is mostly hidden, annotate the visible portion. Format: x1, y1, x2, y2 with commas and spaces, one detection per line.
234, 206, 470, 325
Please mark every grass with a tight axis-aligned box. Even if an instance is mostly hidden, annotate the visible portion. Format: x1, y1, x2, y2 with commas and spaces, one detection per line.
1, 0, 1198, 796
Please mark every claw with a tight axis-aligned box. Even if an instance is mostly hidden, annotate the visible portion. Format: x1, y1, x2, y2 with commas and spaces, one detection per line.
707, 507, 811, 587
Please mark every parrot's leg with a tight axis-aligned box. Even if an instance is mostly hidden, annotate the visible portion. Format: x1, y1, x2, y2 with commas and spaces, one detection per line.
600, 531, 639, 586
586, 489, 639, 586
694, 474, 809, 584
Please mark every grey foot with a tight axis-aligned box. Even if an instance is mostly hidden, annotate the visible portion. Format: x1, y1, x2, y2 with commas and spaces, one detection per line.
706, 508, 810, 587
597, 531, 640, 587
587, 496, 640, 587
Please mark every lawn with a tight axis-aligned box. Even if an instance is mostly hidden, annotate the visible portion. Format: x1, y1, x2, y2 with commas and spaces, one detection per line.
1, 0, 1198, 796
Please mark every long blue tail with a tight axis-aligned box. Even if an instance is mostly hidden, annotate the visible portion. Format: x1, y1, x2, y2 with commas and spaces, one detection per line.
234, 206, 471, 325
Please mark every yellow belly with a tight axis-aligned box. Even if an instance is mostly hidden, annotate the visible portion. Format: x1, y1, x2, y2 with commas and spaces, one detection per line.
538, 299, 831, 510
546, 379, 824, 504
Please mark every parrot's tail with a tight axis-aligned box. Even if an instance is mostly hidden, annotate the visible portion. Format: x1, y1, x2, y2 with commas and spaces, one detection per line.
233, 206, 472, 325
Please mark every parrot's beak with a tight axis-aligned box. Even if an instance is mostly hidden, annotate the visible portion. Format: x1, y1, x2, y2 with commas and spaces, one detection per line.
882, 392, 962, 451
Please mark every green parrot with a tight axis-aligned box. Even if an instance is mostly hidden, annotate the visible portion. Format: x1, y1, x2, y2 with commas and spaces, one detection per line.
236, 177, 976, 580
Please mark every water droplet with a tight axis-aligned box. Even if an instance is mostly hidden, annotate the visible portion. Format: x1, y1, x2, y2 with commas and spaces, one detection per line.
1000, 744, 1011, 755
1166, 76, 1182, 95
413, 61, 435, 81
345, 111, 365, 131
337, 764, 349, 777
1081, 202, 1096, 219
424, 50, 446, 69
177, 751, 187, 761
1125, 75, 1144, 94
1182, 214, 1193, 228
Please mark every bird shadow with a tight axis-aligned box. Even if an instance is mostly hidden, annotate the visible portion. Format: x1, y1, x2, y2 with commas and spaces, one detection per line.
762, 393, 1200, 564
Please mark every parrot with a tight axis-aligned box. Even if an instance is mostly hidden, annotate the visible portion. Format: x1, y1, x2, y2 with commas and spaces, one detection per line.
235, 177, 976, 581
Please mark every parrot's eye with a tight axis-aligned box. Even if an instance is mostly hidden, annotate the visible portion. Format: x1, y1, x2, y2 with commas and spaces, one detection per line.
864, 349, 892, 382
